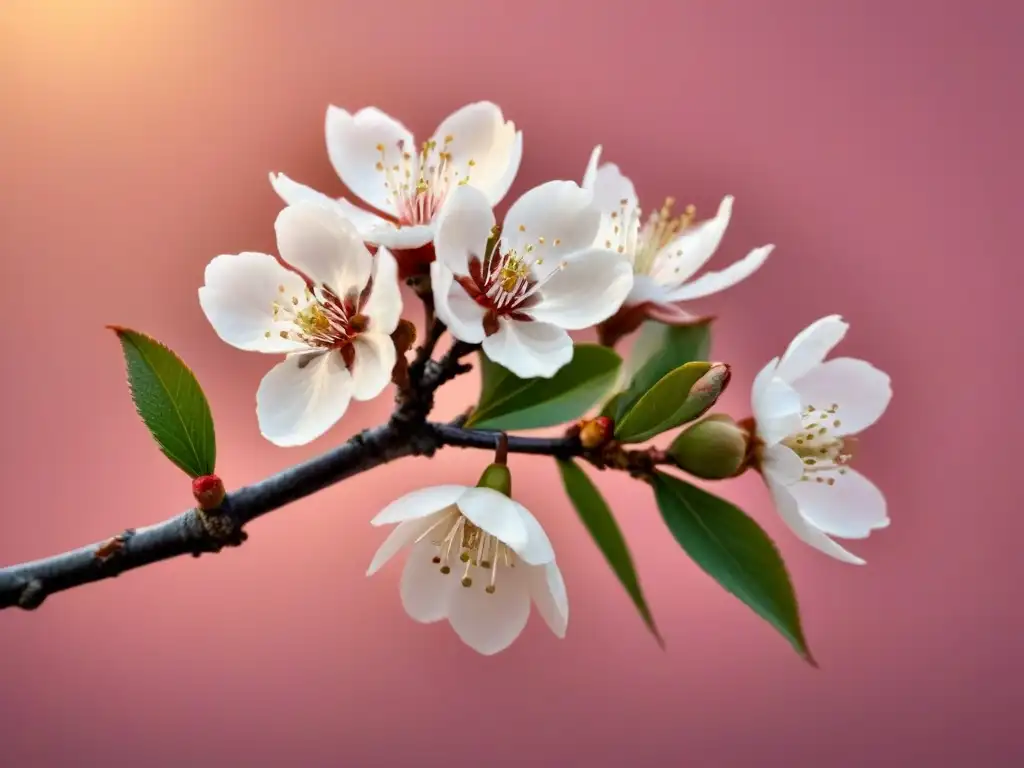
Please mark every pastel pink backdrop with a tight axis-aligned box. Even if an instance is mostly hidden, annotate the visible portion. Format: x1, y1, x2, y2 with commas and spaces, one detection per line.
1, 0, 1019, 765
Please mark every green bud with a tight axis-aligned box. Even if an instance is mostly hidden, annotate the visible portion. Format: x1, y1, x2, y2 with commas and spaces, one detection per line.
476, 462, 512, 496
668, 414, 751, 479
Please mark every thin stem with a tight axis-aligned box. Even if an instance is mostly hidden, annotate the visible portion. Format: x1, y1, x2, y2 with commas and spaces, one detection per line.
408, 317, 446, 385
430, 422, 581, 459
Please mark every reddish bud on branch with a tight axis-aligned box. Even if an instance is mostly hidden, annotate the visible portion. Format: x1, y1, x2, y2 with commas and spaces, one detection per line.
578, 416, 614, 449
192, 474, 226, 511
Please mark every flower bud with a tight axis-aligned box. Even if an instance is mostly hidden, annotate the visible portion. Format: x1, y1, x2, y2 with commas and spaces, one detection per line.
192, 474, 226, 511
686, 363, 731, 420
578, 416, 613, 449
390, 318, 418, 355
668, 414, 751, 479
476, 463, 512, 497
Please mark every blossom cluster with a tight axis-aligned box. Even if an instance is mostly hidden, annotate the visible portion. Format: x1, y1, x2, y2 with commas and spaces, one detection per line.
198, 102, 892, 655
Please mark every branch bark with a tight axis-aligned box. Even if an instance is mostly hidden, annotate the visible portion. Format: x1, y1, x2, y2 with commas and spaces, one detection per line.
0, 413, 584, 611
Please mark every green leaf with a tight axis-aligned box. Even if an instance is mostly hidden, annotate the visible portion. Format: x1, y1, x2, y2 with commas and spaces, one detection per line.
615, 361, 731, 444
617, 322, 712, 421
651, 472, 814, 664
599, 392, 624, 421
466, 344, 622, 431
557, 459, 662, 646
110, 326, 217, 478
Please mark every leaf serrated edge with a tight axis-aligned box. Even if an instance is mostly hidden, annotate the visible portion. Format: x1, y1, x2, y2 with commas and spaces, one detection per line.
108, 325, 216, 478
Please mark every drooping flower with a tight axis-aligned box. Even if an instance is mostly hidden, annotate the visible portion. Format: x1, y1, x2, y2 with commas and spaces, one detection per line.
366, 483, 569, 656
269, 102, 522, 276
749, 315, 892, 564
198, 201, 402, 447
581, 145, 774, 345
430, 180, 634, 378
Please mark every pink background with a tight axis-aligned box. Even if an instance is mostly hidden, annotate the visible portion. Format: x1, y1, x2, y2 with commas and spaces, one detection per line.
1, 0, 1019, 765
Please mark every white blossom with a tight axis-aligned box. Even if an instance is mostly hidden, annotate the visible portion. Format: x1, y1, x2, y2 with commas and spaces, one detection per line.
582, 145, 772, 328
751, 315, 892, 564
431, 181, 634, 378
199, 202, 402, 446
367, 484, 568, 655
270, 102, 522, 254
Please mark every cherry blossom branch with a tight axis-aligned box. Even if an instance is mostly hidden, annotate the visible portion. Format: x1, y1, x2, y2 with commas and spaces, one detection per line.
0, 307, 679, 612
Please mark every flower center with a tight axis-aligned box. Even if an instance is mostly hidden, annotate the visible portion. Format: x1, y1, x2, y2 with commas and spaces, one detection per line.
268, 282, 368, 364
454, 227, 566, 333
375, 136, 475, 227
602, 197, 697, 278
417, 512, 516, 594
781, 403, 857, 485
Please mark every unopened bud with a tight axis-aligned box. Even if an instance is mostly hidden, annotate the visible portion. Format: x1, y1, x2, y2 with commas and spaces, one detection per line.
685, 363, 731, 421
192, 474, 226, 511
578, 416, 613, 449
476, 462, 512, 497
668, 414, 751, 479
390, 318, 418, 355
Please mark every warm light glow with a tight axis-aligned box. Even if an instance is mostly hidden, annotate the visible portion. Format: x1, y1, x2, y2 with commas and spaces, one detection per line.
3, 0, 202, 95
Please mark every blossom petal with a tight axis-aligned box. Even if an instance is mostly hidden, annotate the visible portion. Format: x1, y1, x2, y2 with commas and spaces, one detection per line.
751, 364, 803, 446
502, 181, 601, 266
528, 562, 569, 638
447, 563, 531, 655
751, 357, 778, 405
268, 172, 391, 233
350, 331, 396, 401
434, 184, 495, 276
790, 357, 892, 436
662, 245, 773, 301
581, 145, 603, 191
487, 129, 523, 206
431, 102, 520, 205
367, 223, 435, 250
268, 171, 336, 207
762, 443, 805, 486
788, 468, 889, 540
401, 537, 458, 623
774, 315, 849, 384
643, 302, 704, 326
362, 247, 402, 335
456, 487, 530, 553
371, 486, 467, 525
653, 195, 733, 284
275, 202, 373, 295
367, 511, 446, 576
766, 476, 867, 565
506, 501, 556, 565
198, 252, 310, 353
582, 146, 639, 215
481, 318, 573, 379
256, 351, 353, 446
625, 274, 672, 306
431, 262, 487, 343
325, 105, 412, 216
527, 248, 633, 330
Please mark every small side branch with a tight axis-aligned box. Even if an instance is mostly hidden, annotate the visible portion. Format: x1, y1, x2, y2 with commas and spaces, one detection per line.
430, 422, 582, 459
